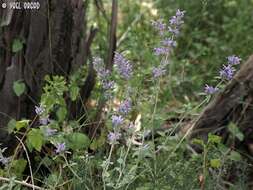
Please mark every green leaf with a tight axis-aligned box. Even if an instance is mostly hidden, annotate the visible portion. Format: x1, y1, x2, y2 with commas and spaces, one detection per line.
13, 81, 26, 96
208, 134, 221, 144
10, 159, 27, 177
67, 132, 90, 150
90, 131, 106, 150
7, 119, 16, 133
26, 129, 44, 152
12, 39, 24, 53
56, 107, 67, 122
228, 151, 242, 161
228, 123, 244, 141
69, 85, 80, 101
16, 120, 30, 131
210, 159, 221, 168
192, 138, 205, 147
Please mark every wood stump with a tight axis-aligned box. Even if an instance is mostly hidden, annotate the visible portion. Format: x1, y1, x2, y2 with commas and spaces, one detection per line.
0, 0, 95, 150
191, 55, 253, 153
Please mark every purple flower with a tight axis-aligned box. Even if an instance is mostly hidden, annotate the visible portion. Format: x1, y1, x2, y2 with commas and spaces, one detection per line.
39, 116, 50, 125
102, 80, 115, 90
168, 9, 185, 36
44, 128, 57, 137
93, 56, 115, 96
219, 64, 235, 80
162, 38, 177, 47
153, 47, 169, 56
118, 100, 132, 114
108, 132, 121, 144
168, 27, 180, 36
93, 57, 110, 78
55, 142, 66, 154
151, 19, 166, 35
169, 9, 185, 26
176, 9, 186, 18
0, 157, 11, 166
152, 66, 166, 78
204, 84, 219, 95
35, 105, 45, 115
112, 115, 124, 127
227, 55, 241, 65
114, 52, 133, 80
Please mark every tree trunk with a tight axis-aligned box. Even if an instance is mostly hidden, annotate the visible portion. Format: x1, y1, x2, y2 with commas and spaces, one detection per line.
191, 55, 253, 152
0, 0, 94, 149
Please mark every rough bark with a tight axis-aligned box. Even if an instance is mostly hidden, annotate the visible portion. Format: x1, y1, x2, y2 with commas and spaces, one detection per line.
0, 0, 93, 149
191, 55, 253, 150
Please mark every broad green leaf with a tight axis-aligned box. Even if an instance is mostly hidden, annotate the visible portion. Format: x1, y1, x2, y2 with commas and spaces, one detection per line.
228, 151, 242, 161
228, 123, 244, 141
56, 107, 67, 122
26, 129, 44, 152
12, 39, 23, 53
16, 120, 30, 131
67, 132, 90, 150
13, 81, 26, 96
210, 159, 221, 168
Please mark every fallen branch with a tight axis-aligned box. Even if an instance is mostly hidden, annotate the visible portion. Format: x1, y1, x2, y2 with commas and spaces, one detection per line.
0, 176, 44, 190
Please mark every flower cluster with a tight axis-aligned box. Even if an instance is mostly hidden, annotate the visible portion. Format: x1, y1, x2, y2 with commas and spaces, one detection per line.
44, 127, 57, 137
219, 64, 235, 80
35, 105, 50, 125
114, 52, 133, 80
151, 9, 185, 78
93, 53, 133, 144
204, 84, 219, 95
205, 55, 241, 95
118, 99, 131, 115
107, 132, 121, 144
219, 55, 241, 80
151, 19, 166, 36
55, 142, 66, 154
111, 115, 124, 127
93, 57, 115, 98
0, 148, 10, 166
108, 99, 133, 144
227, 55, 241, 65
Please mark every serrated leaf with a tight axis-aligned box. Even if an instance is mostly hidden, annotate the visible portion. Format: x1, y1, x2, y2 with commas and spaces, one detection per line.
67, 132, 90, 150
208, 134, 221, 144
210, 159, 221, 168
26, 129, 44, 152
13, 81, 26, 96
12, 39, 23, 53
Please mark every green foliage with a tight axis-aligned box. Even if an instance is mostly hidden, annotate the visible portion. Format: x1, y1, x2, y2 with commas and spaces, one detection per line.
26, 128, 44, 152
2, 1, 252, 189
15, 120, 30, 131
12, 39, 24, 53
13, 81, 26, 96
67, 132, 90, 150
228, 122, 245, 141
9, 159, 27, 178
